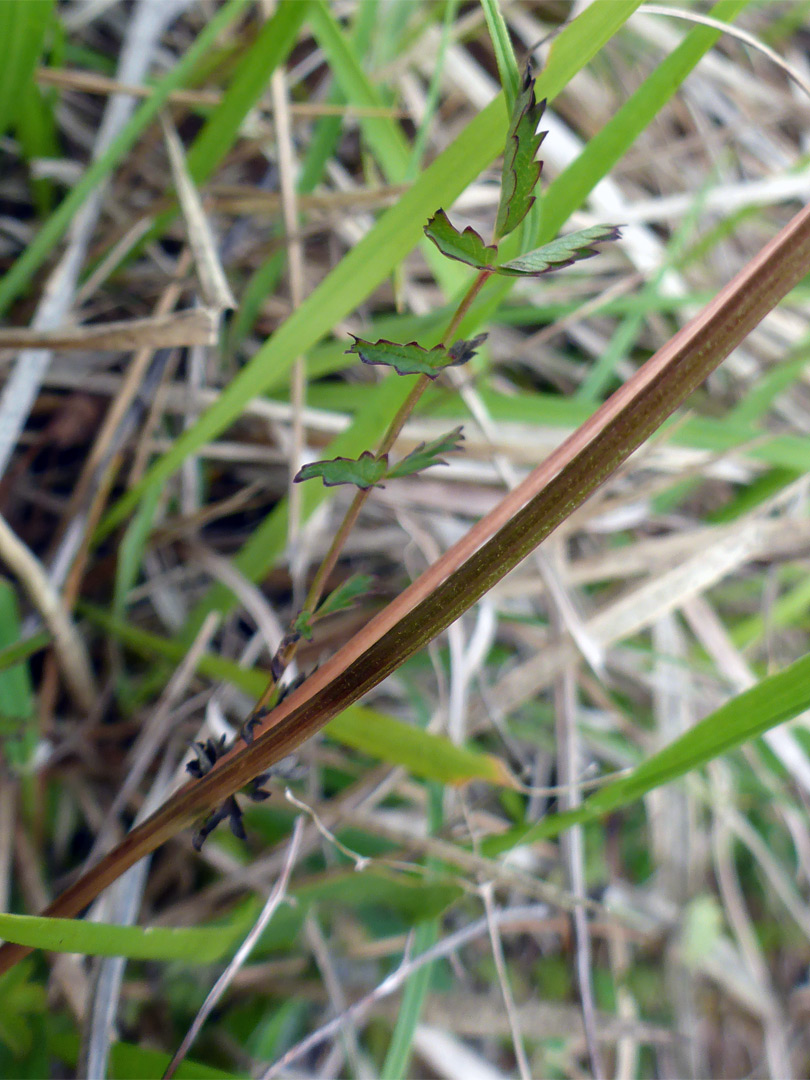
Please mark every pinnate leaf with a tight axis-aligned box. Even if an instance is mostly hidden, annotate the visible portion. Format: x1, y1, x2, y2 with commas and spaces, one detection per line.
423, 209, 498, 269
387, 426, 465, 480
496, 224, 621, 277
317, 573, 373, 618
495, 63, 547, 240
347, 333, 484, 379
294, 450, 387, 490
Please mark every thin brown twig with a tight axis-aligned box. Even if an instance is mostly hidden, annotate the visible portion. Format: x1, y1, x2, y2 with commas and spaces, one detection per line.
0, 513, 96, 711
35, 65, 409, 116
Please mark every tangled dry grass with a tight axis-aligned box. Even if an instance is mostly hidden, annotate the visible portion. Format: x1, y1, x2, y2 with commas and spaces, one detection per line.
2, 2, 810, 1077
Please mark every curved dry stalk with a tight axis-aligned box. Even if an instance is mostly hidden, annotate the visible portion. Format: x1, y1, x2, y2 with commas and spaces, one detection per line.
1, 199, 810, 976
0, 513, 96, 711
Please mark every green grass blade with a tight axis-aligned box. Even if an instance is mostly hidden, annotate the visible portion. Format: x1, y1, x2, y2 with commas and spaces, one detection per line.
0, 0, 54, 139
407, 0, 459, 177
48, 1035, 245, 1080
480, 0, 520, 113
0, 631, 50, 673
186, 0, 309, 183
309, 0, 411, 177
0, 0, 248, 318
0, 911, 249, 963
483, 650, 810, 855
0, 582, 36, 766
380, 782, 443, 1080
2, 867, 460, 962
15, 80, 59, 216
112, 482, 162, 622
380, 921, 437, 1078
537, 0, 749, 247
328, 705, 514, 787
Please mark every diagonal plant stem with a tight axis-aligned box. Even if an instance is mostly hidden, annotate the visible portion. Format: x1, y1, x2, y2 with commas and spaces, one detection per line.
1, 199, 809, 976
247, 266, 493, 720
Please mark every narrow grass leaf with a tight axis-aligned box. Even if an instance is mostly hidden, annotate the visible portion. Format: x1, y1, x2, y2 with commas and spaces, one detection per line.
328, 705, 517, 787
0, 0, 54, 139
15, 78, 59, 217
381, 918, 438, 1079
0, 631, 50, 673
0, 911, 249, 963
308, 0, 411, 178
112, 482, 162, 622
48, 1033, 240, 1080
480, 0, 521, 113
484, 650, 810, 855
0, 582, 36, 766
186, 0, 309, 183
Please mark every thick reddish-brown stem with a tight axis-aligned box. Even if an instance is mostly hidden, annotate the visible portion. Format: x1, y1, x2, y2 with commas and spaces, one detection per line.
1, 202, 809, 975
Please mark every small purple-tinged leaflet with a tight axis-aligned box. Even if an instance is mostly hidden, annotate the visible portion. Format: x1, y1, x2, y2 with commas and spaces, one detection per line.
294, 449, 388, 490
496, 225, 622, 277
316, 573, 374, 619
347, 333, 485, 379
386, 426, 466, 480
495, 63, 547, 241
423, 209, 499, 269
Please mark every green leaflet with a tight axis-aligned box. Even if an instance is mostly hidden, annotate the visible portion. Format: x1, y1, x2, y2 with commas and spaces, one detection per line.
387, 427, 465, 479
497, 224, 622, 276
424, 212, 619, 279
423, 209, 498, 269
294, 428, 465, 489
494, 65, 547, 240
294, 573, 375, 639
294, 450, 388, 490
347, 333, 484, 377
317, 573, 374, 618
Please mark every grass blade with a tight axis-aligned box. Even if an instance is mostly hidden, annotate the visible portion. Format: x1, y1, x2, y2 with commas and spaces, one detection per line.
0, 0, 54, 139
480, 0, 520, 112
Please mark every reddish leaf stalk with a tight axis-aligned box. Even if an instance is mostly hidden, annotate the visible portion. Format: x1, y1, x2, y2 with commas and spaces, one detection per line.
1, 202, 809, 975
